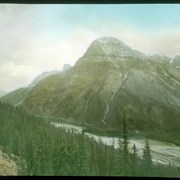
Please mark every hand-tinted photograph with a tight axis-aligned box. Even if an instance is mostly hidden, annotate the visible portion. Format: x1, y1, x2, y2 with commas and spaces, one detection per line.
0, 4, 180, 177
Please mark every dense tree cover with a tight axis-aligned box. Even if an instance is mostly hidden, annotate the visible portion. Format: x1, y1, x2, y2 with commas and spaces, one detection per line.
0, 101, 180, 176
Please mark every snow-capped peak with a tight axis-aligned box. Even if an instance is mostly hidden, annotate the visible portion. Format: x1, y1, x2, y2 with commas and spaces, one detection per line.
96, 37, 123, 44
84, 37, 145, 60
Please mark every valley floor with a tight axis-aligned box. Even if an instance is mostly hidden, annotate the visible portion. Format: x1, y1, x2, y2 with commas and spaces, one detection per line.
51, 122, 180, 167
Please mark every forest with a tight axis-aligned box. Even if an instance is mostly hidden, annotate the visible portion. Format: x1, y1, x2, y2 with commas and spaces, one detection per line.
0, 101, 180, 176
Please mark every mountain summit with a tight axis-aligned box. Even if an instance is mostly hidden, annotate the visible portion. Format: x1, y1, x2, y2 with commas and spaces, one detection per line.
84, 37, 145, 59
1, 37, 180, 139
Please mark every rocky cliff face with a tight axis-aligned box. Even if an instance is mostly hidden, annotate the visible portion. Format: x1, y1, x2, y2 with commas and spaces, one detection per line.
0, 149, 17, 176
0, 147, 27, 176
3, 37, 180, 133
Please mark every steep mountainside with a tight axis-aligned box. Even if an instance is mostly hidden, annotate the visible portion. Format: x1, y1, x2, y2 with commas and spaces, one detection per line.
0, 88, 32, 106
3, 37, 180, 134
0, 70, 62, 106
0, 65, 72, 106
171, 55, 180, 69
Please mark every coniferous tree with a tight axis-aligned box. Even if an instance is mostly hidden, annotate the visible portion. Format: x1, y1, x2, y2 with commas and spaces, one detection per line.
108, 138, 115, 176
117, 134, 123, 175
88, 137, 96, 175
0, 102, 180, 176
122, 112, 129, 175
132, 144, 138, 175
143, 139, 152, 175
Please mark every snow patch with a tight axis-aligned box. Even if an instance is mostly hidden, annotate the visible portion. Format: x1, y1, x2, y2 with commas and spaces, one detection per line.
170, 58, 174, 64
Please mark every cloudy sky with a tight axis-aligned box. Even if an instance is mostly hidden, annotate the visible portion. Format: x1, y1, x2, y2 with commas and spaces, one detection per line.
1, 4, 180, 92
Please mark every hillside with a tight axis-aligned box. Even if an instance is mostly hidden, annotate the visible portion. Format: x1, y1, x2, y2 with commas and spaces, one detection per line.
2, 37, 180, 139
0, 70, 61, 106
0, 101, 180, 176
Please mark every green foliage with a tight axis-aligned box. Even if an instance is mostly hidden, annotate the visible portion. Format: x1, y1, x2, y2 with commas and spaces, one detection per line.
0, 88, 30, 106
0, 101, 180, 177
121, 113, 129, 176
143, 139, 153, 175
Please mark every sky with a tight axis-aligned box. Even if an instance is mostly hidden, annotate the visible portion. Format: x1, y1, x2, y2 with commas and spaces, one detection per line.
1, 4, 180, 92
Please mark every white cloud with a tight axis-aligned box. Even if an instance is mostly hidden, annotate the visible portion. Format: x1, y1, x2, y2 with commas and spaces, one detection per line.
1, 26, 180, 92
1, 7, 180, 92
0, 62, 36, 92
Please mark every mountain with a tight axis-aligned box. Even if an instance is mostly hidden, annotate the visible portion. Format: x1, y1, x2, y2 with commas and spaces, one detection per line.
0, 70, 61, 106
170, 55, 180, 69
0, 88, 31, 106
83, 37, 146, 59
62, 64, 72, 71
29, 70, 60, 88
2, 37, 180, 138
0, 90, 6, 98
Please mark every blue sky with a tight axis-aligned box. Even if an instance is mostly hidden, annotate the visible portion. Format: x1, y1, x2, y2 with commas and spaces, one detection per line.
0, 4, 180, 92
33, 4, 180, 32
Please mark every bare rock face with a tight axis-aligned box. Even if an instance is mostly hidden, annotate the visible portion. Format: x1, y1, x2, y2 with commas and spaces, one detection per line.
9, 153, 28, 175
0, 146, 28, 176
0, 150, 18, 176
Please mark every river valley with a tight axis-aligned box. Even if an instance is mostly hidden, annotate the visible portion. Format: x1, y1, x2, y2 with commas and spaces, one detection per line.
51, 122, 180, 167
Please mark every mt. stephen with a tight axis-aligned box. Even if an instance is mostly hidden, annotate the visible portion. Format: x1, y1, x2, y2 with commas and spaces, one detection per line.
1, 37, 180, 135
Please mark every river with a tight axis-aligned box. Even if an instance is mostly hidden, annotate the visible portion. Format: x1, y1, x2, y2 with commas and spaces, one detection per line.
51, 122, 180, 167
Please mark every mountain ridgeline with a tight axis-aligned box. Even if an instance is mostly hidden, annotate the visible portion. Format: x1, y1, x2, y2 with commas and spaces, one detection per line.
0, 65, 72, 106
1, 37, 180, 138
